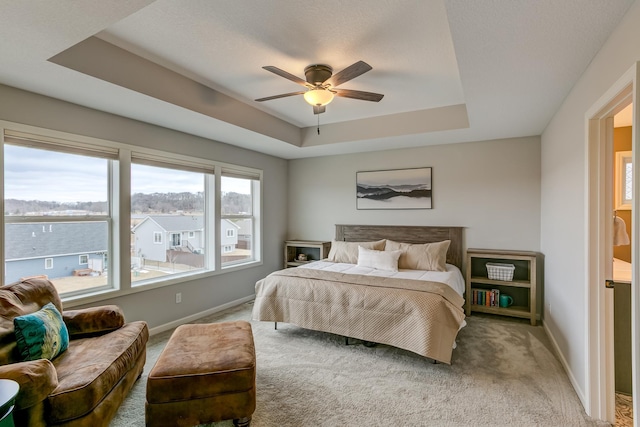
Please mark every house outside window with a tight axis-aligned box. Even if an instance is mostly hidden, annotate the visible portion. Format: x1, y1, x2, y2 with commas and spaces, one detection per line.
188, 231, 195, 238
3, 137, 112, 296
131, 161, 208, 285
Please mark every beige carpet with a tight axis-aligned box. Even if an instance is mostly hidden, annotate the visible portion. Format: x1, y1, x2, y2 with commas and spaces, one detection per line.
111, 302, 610, 427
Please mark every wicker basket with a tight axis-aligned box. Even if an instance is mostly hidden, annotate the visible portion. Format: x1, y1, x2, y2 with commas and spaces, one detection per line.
486, 262, 515, 281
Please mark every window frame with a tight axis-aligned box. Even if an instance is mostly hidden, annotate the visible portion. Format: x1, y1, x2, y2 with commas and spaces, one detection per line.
220, 173, 261, 269
2, 135, 115, 298
616, 150, 633, 210
79, 254, 89, 265
1, 121, 263, 307
153, 232, 163, 244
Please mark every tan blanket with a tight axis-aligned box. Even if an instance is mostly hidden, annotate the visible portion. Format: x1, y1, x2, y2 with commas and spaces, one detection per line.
252, 267, 466, 364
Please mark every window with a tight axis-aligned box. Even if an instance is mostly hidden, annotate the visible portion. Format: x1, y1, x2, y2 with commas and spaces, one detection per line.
221, 173, 260, 267
616, 151, 632, 210
2, 124, 262, 301
131, 162, 207, 285
3, 137, 113, 296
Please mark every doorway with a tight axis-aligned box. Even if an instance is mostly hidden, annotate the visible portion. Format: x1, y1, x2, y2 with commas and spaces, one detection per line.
613, 104, 634, 425
586, 62, 639, 425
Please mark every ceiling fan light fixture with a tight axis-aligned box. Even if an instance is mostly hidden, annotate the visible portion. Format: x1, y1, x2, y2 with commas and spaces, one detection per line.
303, 89, 334, 106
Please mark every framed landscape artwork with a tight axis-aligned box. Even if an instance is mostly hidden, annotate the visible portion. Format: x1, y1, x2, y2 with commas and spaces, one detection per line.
356, 167, 432, 210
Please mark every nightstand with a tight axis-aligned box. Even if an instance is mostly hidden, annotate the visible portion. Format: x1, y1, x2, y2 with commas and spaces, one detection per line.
284, 240, 331, 268
465, 248, 543, 326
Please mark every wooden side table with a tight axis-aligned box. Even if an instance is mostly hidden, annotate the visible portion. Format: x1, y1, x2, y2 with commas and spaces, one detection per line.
0, 379, 19, 427
284, 240, 331, 268
465, 249, 543, 326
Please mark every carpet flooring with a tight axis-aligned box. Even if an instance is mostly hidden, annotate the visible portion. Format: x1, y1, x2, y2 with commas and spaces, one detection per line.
111, 302, 610, 427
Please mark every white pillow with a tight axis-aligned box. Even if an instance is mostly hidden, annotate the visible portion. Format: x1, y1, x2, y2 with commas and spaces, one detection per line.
357, 246, 402, 272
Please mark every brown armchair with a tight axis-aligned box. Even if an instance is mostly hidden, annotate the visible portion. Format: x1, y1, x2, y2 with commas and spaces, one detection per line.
0, 278, 148, 427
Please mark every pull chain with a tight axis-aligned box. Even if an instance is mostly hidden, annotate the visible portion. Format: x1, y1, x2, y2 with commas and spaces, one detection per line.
317, 114, 320, 135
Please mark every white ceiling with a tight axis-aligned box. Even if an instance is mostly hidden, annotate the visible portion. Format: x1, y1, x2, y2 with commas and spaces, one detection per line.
0, 0, 635, 159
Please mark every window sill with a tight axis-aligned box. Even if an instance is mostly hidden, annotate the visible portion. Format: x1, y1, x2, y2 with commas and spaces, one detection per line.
62, 259, 263, 308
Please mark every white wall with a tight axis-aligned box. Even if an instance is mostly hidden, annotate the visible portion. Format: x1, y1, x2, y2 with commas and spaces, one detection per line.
0, 83, 288, 330
288, 136, 541, 252
540, 0, 640, 410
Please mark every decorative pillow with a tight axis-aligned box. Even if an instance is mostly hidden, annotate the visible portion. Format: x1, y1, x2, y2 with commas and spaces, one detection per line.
327, 239, 386, 264
14, 302, 69, 361
63, 305, 125, 336
357, 246, 402, 272
385, 240, 451, 272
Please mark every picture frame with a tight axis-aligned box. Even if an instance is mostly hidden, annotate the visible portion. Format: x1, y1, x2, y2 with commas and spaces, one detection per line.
356, 167, 432, 210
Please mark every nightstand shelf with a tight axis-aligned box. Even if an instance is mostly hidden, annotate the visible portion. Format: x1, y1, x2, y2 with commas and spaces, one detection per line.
284, 240, 331, 269
465, 249, 543, 326
469, 277, 532, 288
469, 304, 530, 318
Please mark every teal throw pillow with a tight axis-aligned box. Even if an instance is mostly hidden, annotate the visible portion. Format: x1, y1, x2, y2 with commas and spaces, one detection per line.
14, 302, 69, 361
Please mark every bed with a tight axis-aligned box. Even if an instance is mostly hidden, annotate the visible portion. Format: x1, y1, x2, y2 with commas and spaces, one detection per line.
252, 224, 466, 363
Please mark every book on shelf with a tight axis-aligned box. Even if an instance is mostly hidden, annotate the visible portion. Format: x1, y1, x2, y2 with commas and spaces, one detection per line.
471, 288, 500, 307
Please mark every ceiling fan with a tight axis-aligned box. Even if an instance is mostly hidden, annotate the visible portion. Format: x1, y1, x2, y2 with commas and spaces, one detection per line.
255, 60, 384, 114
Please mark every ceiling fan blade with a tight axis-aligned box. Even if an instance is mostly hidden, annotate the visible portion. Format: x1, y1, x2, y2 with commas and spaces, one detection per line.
325, 61, 372, 88
313, 105, 326, 115
334, 88, 384, 102
255, 91, 306, 102
262, 66, 310, 87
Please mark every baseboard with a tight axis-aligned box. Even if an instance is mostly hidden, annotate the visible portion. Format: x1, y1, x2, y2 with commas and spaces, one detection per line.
542, 320, 588, 410
148, 294, 255, 336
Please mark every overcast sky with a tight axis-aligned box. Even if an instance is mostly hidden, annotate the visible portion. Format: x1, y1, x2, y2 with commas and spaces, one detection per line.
4, 145, 248, 202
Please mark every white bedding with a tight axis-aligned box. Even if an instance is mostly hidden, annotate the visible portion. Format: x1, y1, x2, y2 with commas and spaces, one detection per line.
299, 260, 466, 296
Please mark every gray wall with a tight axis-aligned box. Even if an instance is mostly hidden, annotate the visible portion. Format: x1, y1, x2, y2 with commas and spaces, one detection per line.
288, 136, 541, 253
541, 0, 640, 409
0, 84, 288, 330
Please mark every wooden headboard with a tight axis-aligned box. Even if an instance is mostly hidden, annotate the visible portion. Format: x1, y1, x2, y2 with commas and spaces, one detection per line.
335, 224, 464, 270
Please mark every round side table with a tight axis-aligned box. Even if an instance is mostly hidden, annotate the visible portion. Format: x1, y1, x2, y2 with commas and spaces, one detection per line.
0, 379, 19, 427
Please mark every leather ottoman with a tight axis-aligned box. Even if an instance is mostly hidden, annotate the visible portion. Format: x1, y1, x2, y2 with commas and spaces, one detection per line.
145, 321, 256, 427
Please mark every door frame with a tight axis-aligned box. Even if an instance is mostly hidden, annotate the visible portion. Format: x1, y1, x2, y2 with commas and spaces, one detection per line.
586, 62, 639, 422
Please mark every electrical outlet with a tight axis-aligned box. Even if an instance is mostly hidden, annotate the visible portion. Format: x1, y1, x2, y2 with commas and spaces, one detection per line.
175, 292, 182, 304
